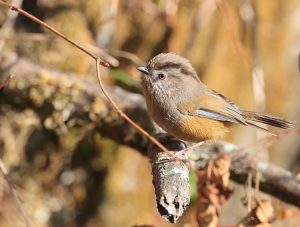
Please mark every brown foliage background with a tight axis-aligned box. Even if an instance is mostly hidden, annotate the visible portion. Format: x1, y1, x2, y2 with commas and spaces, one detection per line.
0, 0, 300, 226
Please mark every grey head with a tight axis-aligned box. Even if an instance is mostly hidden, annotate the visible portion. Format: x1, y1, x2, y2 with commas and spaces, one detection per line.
137, 53, 200, 97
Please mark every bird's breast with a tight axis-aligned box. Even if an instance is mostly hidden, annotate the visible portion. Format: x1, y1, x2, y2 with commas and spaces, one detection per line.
176, 116, 228, 142
144, 88, 181, 128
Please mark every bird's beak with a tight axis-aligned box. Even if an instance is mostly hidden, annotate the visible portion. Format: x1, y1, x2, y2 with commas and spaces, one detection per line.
137, 66, 149, 75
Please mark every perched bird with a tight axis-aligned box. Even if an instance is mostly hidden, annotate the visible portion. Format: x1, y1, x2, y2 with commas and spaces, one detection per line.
137, 53, 294, 142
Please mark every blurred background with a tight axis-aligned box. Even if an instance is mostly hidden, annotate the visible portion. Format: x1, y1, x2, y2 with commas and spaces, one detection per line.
0, 0, 300, 226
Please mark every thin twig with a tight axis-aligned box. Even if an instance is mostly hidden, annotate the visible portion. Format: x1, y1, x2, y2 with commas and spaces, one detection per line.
0, 1, 108, 67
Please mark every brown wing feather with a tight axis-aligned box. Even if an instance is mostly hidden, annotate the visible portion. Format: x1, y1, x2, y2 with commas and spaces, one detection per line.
179, 90, 248, 125
177, 87, 295, 134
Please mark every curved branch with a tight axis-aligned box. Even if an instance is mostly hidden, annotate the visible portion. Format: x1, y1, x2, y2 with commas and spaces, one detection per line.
188, 142, 300, 208
0, 52, 153, 152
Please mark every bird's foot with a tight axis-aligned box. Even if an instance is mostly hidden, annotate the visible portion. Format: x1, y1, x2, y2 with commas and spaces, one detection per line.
173, 141, 205, 158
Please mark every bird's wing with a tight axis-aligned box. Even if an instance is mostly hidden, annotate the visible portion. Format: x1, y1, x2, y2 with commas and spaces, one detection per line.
177, 89, 248, 125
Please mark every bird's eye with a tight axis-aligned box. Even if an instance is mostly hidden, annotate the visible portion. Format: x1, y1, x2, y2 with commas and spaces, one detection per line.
158, 73, 166, 80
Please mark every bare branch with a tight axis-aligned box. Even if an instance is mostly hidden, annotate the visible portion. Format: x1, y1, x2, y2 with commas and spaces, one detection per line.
0, 52, 153, 152
188, 141, 300, 208
147, 134, 190, 223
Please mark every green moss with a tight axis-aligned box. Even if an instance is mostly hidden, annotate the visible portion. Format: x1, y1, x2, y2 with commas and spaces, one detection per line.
189, 171, 197, 204
94, 134, 118, 168
112, 70, 133, 86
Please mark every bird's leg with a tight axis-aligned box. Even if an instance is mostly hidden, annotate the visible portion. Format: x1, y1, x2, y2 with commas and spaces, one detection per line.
149, 133, 203, 164
174, 141, 205, 157
148, 133, 186, 161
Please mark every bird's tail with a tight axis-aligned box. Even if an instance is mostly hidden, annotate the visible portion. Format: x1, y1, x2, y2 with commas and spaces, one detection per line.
242, 110, 295, 132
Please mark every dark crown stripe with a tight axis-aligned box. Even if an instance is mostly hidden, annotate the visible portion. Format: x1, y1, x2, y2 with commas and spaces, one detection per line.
155, 62, 181, 70
154, 62, 197, 78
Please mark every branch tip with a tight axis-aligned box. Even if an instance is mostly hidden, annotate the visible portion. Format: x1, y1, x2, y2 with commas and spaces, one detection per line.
10, 5, 17, 11
101, 61, 110, 67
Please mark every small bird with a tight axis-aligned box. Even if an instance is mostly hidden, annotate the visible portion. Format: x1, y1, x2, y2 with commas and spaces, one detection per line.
137, 53, 295, 143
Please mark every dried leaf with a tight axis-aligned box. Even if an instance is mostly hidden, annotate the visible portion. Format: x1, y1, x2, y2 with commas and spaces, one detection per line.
196, 201, 219, 227
196, 154, 232, 227
255, 200, 274, 224
238, 199, 274, 227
